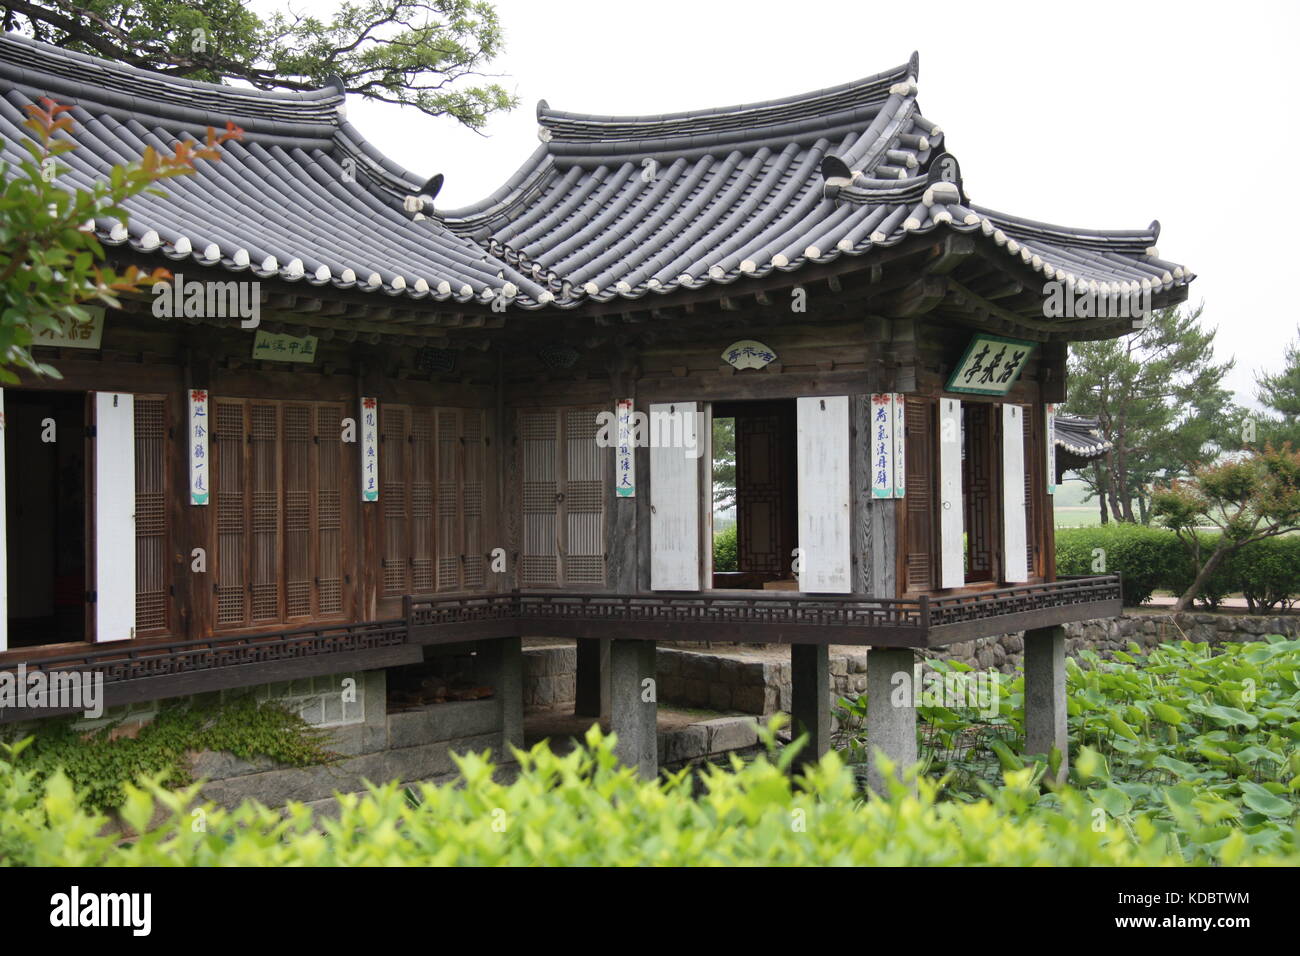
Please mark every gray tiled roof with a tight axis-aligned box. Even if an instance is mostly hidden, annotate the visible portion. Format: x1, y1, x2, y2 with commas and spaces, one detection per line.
0, 31, 545, 306
1055, 414, 1111, 458
0, 33, 1193, 312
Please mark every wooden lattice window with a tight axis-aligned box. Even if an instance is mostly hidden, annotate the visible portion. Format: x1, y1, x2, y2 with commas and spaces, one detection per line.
1023, 404, 1043, 579
902, 396, 937, 593
133, 394, 170, 636
518, 406, 607, 588
380, 404, 410, 596
381, 405, 490, 596
214, 399, 348, 628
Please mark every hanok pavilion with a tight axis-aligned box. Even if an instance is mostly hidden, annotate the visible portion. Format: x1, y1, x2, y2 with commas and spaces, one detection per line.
0, 33, 1190, 786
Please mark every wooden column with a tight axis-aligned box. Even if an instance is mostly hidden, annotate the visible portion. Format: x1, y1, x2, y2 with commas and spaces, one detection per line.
183, 331, 217, 640
585, 344, 637, 718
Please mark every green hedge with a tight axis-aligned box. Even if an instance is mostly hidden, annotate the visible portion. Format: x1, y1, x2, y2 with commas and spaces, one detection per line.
713, 524, 738, 572
1057, 525, 1300, 608
1056, 524, 1182, 605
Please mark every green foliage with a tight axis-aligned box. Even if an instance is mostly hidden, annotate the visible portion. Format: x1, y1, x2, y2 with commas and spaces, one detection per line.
1151, 445, 1300, 610
712, 416, 736, 511
1056, 524, 1183, 605
713, 524, 738, 573
4, 713, 1298, 866
1066, 304, 1238, 523
1232, 537, 1300, 612
1255, 325, 1300, 449
6, 1, 516, 128
833, 638, 1300, 864
0, 697, 335, 814
1057, 524, 1300, 609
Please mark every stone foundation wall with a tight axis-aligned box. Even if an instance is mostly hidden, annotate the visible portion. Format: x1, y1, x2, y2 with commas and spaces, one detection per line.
523, 643, 577, 710
30, 662, 514, 815
195, 668, 506, 811
933, 611, 1300, 674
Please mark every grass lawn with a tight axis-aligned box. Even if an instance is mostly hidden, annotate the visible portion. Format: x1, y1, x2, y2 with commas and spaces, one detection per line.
1053, 504, 1103, 528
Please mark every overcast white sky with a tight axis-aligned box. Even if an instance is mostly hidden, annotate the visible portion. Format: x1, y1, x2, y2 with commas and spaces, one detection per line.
339, 0, 1299, 404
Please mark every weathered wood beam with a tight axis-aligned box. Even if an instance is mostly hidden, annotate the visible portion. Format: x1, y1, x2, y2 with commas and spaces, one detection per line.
876, 276, 948, 318
923, 235, 977, 276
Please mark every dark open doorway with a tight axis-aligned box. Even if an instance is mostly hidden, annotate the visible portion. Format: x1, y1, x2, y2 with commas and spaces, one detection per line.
711, 399, 798, 590
6, 390, 87, 647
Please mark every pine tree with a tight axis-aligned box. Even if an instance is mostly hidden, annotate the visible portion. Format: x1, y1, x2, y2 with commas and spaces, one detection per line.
1066, 304, 1238, 523
1254, 326, 1300, 449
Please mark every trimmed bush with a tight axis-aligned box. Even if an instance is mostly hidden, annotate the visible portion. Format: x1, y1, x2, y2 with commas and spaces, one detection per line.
713, 524, 738, 572
1233, 536, 1300, 612
1056, 524, 1300, 607
1056, 524, 1183, 605
1163, 531, 1237, 609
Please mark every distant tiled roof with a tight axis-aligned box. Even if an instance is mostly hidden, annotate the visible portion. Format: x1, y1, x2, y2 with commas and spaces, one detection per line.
0, 32, 1194, 314
1055, 413, 1112, 458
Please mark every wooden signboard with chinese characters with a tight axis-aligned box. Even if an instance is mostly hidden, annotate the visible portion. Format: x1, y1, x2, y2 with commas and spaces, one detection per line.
946, 334, 1035, 396
252, 330, 318, 363
615, 398, 635, 497
188, 389, 210, 505
34, 305, 105, 350
360, 397, 379, 501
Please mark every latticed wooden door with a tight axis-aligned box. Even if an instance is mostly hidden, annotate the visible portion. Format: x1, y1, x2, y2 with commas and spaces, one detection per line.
381, 404, 489, 596
1022, 403, 1042, 579
902, 396, 937, 592
214, 399, 348, 628
380, 404, 411, 596
734, 407, 794, 574
133, 395, 170, 636
519, 407, 607, 588
962, 402, 997, 583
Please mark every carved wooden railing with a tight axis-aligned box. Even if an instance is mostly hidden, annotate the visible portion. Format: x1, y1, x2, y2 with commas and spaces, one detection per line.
0, 619, 409, 686
925, 575, 1124, 626
406, 575, 1123, 647
0, 575, 1122, 707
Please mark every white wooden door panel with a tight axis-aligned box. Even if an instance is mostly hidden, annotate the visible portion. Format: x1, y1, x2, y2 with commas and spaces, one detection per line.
1002, 403, 1028, 583
796, 396, 851, 593
650, 402, 700, 590
939, 397, 965, 589
94, 392, 135, 642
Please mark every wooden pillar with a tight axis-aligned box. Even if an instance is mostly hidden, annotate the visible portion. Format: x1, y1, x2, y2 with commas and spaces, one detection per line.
1024, 625, 1068, 783
791, 643, 830, 768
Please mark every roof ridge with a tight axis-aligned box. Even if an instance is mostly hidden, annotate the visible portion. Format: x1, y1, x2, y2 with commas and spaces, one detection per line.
535, 57, 915, 147
973, 204, 1159, 250
0, 31, 344, 129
